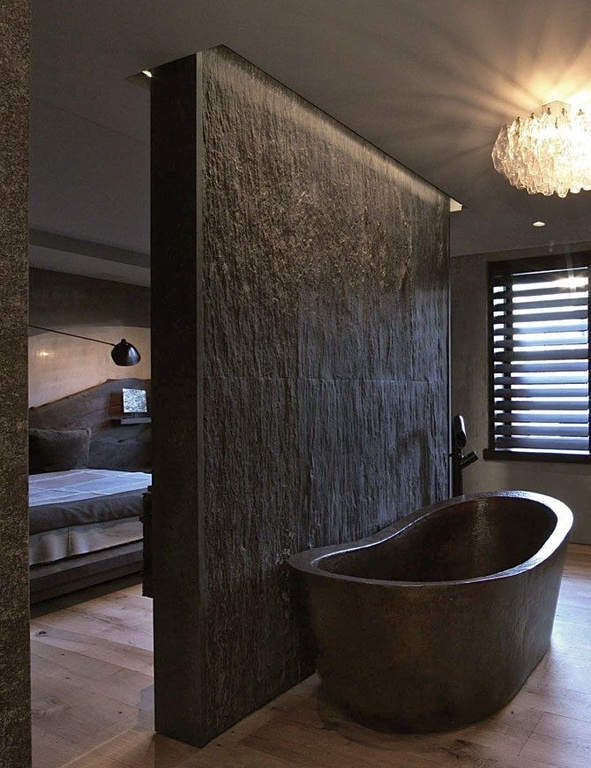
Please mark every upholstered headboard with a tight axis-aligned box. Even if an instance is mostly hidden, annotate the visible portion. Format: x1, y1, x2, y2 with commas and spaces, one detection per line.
28, 378, 151, 471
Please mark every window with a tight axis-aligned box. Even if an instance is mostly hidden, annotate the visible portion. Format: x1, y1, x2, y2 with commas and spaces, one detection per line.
486, 253, 591, 462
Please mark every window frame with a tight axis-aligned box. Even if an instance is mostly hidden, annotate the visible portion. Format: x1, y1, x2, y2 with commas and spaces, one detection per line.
484, 252, 591, 464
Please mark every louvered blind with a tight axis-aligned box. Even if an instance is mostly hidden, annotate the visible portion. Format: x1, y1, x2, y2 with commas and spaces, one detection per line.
490, 258, 590, 457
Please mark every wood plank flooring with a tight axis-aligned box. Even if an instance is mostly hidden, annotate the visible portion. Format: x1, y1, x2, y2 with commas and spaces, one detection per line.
31, 544, 591, 768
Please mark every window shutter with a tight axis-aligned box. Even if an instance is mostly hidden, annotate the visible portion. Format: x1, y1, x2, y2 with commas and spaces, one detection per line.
490, 259, 590, 456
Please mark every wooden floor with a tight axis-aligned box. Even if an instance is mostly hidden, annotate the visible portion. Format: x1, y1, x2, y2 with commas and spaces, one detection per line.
31, 544, 591, 768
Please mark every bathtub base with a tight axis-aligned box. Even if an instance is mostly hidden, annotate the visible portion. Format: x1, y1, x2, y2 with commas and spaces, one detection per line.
319, 648, 548, 733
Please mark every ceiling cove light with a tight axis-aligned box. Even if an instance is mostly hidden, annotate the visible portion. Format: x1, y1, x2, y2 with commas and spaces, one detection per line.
492, 101, 591, 197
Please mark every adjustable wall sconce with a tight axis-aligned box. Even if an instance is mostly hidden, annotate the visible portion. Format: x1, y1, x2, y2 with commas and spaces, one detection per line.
29, 325, 141, 366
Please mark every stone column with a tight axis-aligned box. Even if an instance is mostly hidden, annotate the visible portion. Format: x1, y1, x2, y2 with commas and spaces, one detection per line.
0, 1, 32, 765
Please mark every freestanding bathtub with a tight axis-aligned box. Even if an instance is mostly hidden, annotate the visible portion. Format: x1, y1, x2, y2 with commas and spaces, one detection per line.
289, 491, 573, 732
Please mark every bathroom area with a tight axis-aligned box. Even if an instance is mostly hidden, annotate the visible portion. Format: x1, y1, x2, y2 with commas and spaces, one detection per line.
4, 5, 591, 767
149, 46, 583, 756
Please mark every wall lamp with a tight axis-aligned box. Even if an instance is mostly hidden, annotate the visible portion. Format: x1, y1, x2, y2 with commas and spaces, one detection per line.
29, 325, 141, 366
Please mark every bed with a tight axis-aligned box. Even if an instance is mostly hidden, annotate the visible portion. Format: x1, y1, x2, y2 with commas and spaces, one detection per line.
28, 378, 151, 603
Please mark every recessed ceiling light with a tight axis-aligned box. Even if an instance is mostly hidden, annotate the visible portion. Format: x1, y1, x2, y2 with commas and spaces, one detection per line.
142, 70, 153, 78
532, 220, 546, 227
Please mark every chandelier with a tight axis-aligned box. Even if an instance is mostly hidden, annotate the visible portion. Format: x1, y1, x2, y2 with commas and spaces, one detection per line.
491, 101, 591, 197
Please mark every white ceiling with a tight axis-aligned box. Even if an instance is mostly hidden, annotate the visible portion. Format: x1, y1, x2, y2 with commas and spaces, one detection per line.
31, 0, 591, 284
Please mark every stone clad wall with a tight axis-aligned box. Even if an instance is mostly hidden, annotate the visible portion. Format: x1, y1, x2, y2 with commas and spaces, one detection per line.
0, 1, 32, 766
152, 46, 449, 746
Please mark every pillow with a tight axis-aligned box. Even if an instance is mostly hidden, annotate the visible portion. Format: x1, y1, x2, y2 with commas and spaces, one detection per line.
29, 427, 91, 474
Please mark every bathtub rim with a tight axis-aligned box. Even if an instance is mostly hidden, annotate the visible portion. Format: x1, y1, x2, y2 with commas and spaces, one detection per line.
289, 490, 573, 588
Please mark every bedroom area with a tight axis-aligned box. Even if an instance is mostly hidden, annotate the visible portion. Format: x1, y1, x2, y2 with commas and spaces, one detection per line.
28, 266, 155, 765
28, 267, 151, 604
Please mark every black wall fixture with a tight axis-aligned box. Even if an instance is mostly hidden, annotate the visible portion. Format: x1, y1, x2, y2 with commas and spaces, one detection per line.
29, 324, 141, 366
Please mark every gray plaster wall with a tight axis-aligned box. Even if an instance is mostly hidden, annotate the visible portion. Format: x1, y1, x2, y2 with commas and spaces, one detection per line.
152, 46, 449, 746
0, 1, 32, 766
451, 249, 591, 544
30, 268, 150, 329
28, 268, 151, 405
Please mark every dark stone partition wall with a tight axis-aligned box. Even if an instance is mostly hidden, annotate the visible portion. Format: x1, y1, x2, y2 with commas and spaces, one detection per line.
151, 46, 449, 746
0, 1, 31, 766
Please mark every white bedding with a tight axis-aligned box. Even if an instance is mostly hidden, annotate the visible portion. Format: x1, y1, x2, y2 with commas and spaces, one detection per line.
29, 469, 152, 507
29, 469, 151, 567
29, 518, 144, 566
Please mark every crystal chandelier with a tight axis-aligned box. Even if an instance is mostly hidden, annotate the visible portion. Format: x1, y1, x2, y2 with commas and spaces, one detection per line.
491, 101, 591, 197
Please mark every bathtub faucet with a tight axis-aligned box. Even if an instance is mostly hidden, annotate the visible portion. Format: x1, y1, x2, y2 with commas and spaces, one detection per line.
451, 414, 478, 496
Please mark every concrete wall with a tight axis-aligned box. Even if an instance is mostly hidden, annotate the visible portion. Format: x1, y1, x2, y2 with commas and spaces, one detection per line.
451, 248, 591, 544
0, 1, 32, 766
151, 46, 449, 746
29, 269, 150, 406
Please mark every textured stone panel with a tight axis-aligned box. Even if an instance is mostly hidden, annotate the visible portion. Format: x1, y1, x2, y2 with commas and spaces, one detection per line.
201, 47, 449, 737
203, 377, 301, 731
297, 380, 448, 546
0, 1, 31, 766
151, 46, 449, 747
202, 50, 447, 383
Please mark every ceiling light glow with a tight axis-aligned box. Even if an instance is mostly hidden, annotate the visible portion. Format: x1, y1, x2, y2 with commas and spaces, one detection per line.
532, 220, 546, 227
492, 101, 591, 197
142, 70, 152, 78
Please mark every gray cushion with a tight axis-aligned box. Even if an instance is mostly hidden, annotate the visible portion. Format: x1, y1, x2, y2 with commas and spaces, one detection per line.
88, 434, 151, 471
29, 427, 91, 474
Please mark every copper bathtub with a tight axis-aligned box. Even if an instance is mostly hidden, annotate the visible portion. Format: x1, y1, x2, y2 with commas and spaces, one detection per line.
289, 491, 573, 732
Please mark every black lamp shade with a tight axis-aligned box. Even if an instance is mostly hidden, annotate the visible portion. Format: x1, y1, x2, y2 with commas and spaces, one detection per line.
111, 339, 141, 366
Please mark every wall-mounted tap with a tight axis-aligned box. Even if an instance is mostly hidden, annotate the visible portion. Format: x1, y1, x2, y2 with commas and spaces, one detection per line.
450, 415, 478, 496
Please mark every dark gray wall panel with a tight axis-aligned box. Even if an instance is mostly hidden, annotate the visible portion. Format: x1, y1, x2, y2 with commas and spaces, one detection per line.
203, 377, 300, 727
152, 46, 449, 746
298, 381, 447, 541
151, 54, 204, 745
0, 1, 31, 766
29, 268, 150, 329
200, 48, 449, 736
